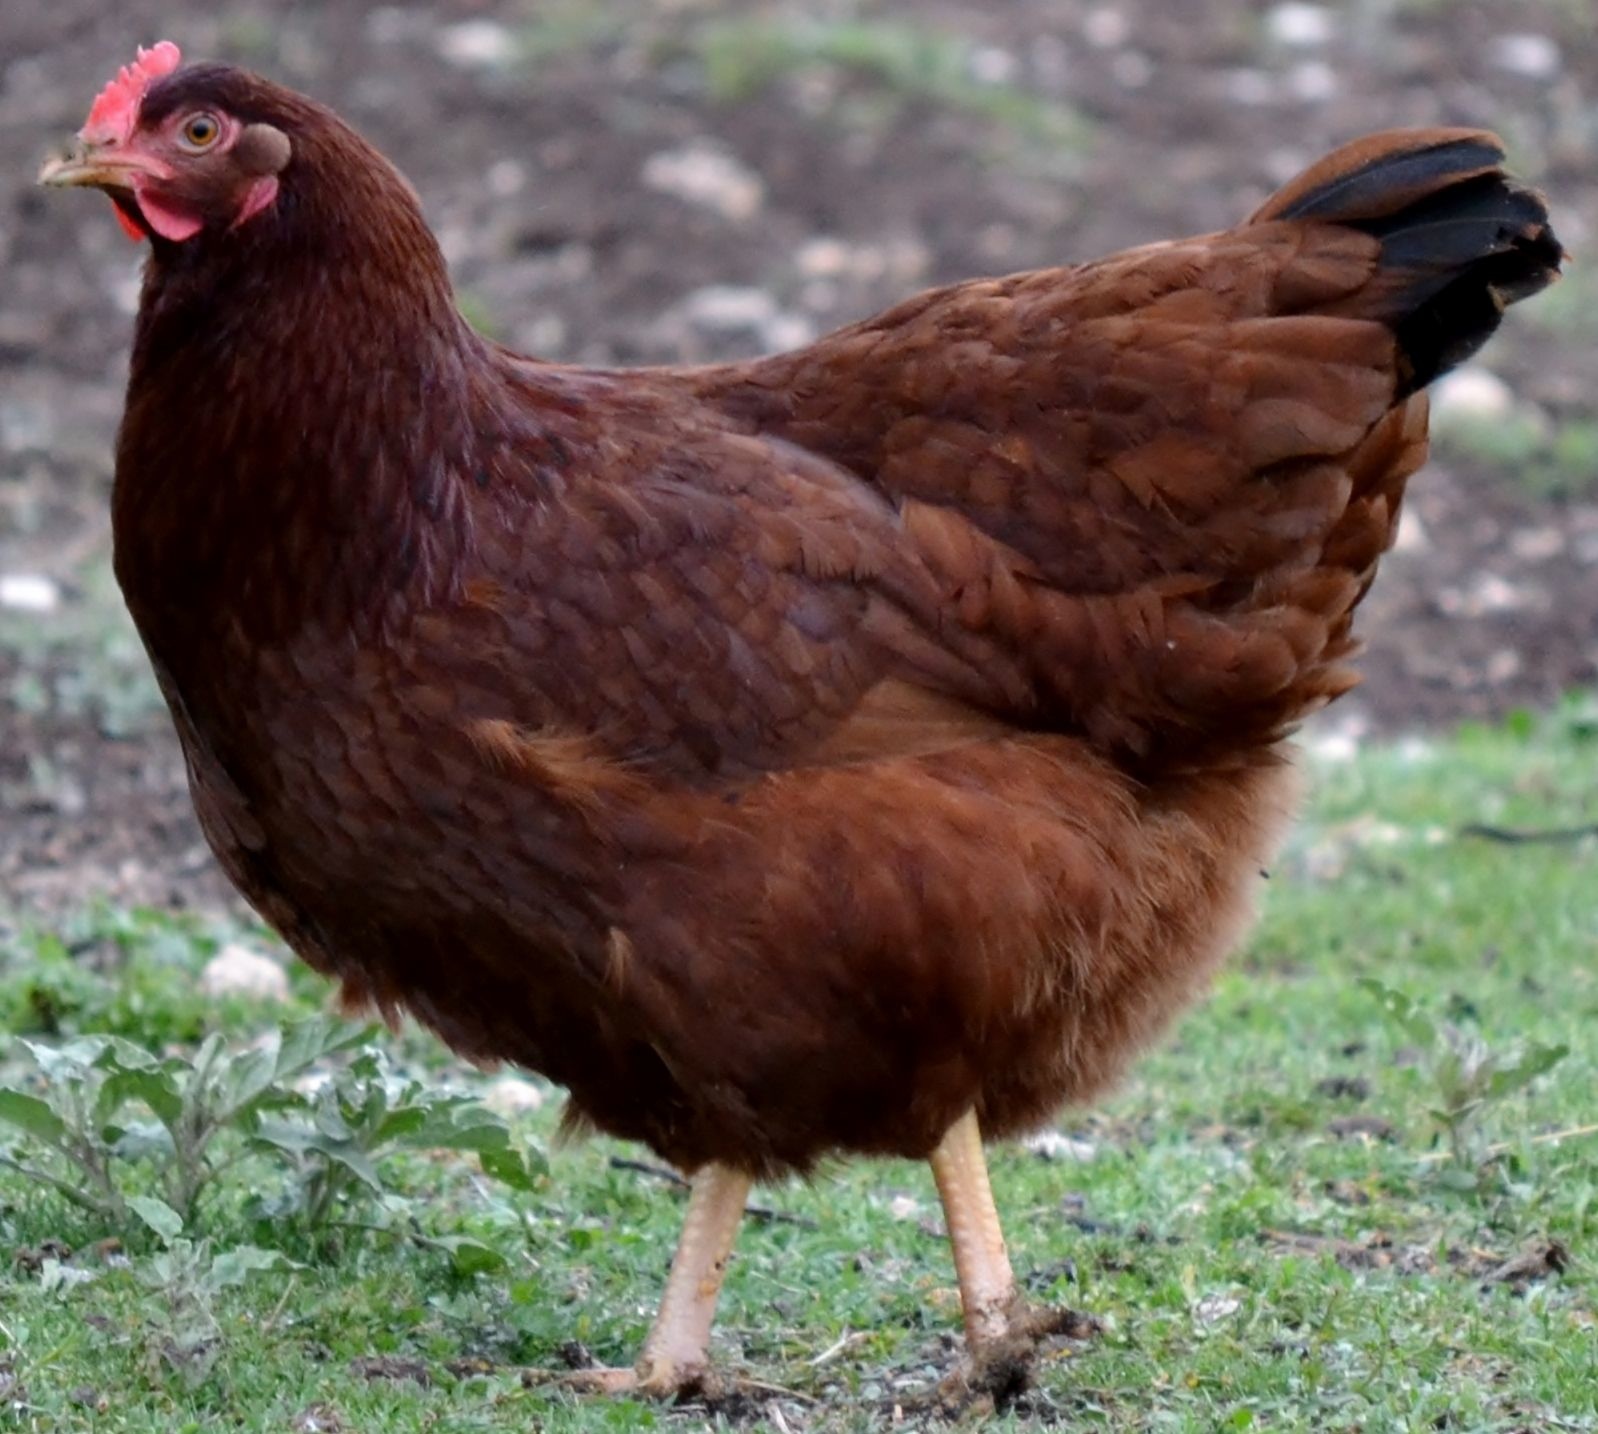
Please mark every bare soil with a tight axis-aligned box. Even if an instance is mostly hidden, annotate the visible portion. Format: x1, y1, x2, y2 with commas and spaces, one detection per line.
2, 0, 1595, 919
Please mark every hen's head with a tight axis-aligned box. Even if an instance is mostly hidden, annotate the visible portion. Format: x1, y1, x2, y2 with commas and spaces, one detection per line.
40, 42, 299, 245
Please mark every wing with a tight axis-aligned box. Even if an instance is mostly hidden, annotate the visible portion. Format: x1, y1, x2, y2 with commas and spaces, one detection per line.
410, 377, 1030, 781
687, 233, 1408, 760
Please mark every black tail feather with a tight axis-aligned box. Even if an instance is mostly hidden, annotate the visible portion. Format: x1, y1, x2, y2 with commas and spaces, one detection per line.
1256, 128, 1564, 393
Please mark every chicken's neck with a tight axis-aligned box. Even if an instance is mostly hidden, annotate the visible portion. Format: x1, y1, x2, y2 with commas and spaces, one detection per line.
113, 199, 481, 659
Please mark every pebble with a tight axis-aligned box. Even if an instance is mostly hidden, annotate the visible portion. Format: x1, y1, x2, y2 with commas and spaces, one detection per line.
1300, 709, 1369, 764
641, 143, 765, 222
1266, 3, 1335, 48
515, 314, 568, 356
1431, 365, 1514, 422
679, 284, 779, 332
481, 1075, 545, 1117
199, 943, 291, 1002
1508, 527, 1564, 562
1484, 648, 1522, 684
1488, 32, 1561, 80
887, 1194, 921, 1221
1286, 59, 1338, 103
1083, 7, 1130, 49
796, 237, 854, 279
1194, 1293, 1242, 1324
486, 159, 526, 198
762, 312, 817, 352
969, 46, 1018, 86
1391, 508, 1429, 554
1023, 1131, 1097, 1162
1435, 571, 1527, 617
675, 285, 815, 353
438, 20, 519, 70
0, 573, 60, 613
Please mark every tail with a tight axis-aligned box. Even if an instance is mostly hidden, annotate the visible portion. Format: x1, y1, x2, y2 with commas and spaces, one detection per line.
1252, 128, 1564, 393
1102, 132, 1562, 769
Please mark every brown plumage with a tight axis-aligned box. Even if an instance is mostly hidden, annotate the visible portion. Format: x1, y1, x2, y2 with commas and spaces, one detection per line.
42, 46, 1560, 1398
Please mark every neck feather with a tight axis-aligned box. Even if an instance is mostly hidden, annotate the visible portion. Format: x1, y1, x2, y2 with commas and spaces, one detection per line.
113, 121, 479, 654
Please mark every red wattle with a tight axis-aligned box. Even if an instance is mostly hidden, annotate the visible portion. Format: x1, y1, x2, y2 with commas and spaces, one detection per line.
112, 201, 144, 242
132, 185, 203, 243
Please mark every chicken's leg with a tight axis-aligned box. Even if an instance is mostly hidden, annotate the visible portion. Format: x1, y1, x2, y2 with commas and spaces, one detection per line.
560, 1161, 751, 1397
929, 1107, 1019, 1349
927, 1109, 1092, 1404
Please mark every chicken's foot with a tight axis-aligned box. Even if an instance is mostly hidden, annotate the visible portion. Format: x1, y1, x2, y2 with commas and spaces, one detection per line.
926, 1109, 1097, 1410
552, 1161, 751, 1399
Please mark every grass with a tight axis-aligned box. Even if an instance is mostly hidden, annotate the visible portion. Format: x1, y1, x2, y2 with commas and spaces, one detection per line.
1432, 411, 1598, 501
0, 560, 165, 740
682, 15, 1089, 148
0, 698, 1594, 1430
503, 4, 1092, 164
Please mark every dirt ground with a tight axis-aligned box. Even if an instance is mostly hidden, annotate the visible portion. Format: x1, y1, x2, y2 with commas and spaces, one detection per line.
2, 0, 1595, 919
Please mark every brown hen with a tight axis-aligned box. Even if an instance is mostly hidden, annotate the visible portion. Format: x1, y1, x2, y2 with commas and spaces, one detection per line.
42, 43, 1560, 1400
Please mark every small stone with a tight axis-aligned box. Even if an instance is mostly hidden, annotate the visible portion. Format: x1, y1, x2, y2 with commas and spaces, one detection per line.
679, 285, 778, 331
481, 1075, 545, 1117
969, 46, 1018, 85
1508, 527, 1564, 562
516, 314, 568, 356
1266, 3, 1334, 47
1484, 648, 1522, 684
1488, 33, 1560, 80
796, 237, 853, 279
1436, 571, 1526, 617
1194, 1293, 1242, 1324
1391, 508, 1429, 554
1431, 365, 1514, 422
0, 573, 60, 613
1301, 709, 1368, 764
1083, 7, 1130, 49
438, 20, 519, 69
642, 143, 765, 222
486, 160, 526, 198
1023, 1131, 1097, 1162
199, 944, 290, 1002
1286, 59, 1338, 102
762, 312, 817, 352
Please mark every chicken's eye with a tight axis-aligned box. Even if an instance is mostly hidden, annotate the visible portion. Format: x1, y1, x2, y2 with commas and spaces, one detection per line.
179, 113, 222, 151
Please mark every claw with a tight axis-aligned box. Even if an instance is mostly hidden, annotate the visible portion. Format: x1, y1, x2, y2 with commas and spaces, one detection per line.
540, 1359, 715, 1400
925, 1298, 1101, 1415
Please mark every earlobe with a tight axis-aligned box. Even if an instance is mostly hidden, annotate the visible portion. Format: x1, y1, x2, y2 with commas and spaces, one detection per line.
236, 123, 291, 176
233, 175, 281, 229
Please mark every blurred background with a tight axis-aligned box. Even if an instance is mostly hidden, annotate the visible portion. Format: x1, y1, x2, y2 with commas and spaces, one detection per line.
1, 0, 1594, 916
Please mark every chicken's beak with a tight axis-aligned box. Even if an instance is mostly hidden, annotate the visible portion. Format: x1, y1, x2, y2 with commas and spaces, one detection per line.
38, 140, 169, 192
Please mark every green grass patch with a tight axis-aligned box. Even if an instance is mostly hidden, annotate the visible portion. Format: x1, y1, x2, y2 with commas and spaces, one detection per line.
1433, 410, 1598, 500
1, 560, 166, 739
0, 700, 1593, 1429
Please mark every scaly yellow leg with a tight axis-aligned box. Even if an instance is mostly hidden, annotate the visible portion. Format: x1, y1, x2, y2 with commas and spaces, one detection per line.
928, 1107, 1017, 1350
560, 1162, 751, 1396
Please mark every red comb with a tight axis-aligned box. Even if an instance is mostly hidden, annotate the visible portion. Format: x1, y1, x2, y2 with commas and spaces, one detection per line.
82, 41, 182, 145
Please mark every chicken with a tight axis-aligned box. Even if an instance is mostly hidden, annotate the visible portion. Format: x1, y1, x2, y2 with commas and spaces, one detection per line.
42, 43, 1560, 1400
